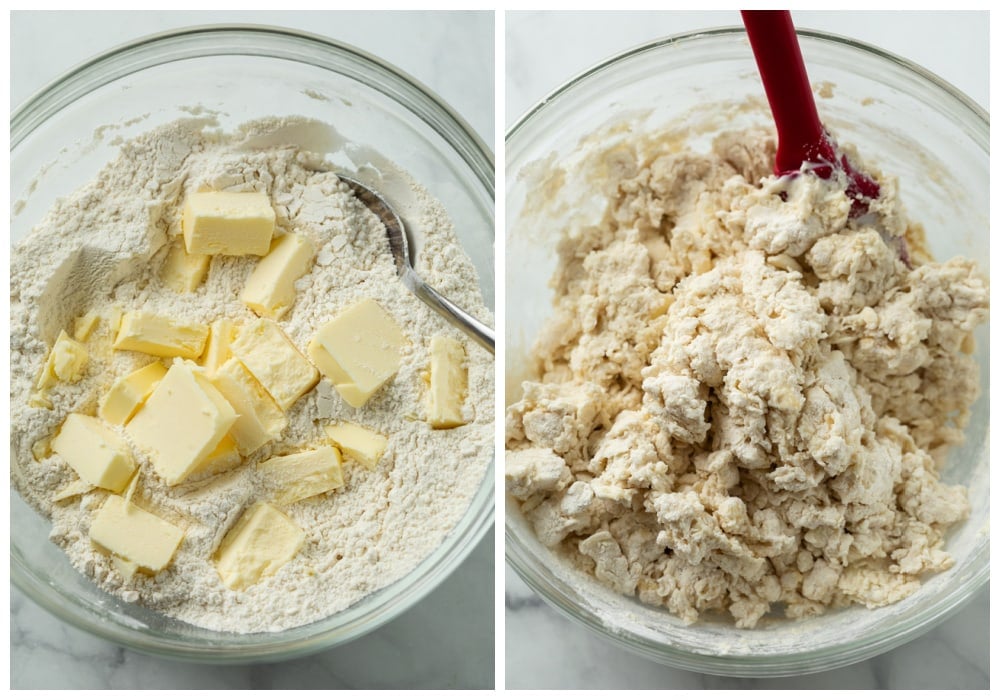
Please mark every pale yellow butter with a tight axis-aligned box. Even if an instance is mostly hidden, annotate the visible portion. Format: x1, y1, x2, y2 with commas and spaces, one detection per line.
113, 311, 209, 359
31, 436, 52, 461
73, 312, 100, 342
189, 435, 242, 479
51, 413, 136, 492
324, 422, 387, 469
161, 238, 210, 293
241, 233, 314, 319
52, 478, 95, 503
110, 555, 139, 580
37, 330, 88, 390
210, 358, 287, 455
182, 191, 275, 256
308, 298, 407, 408
29, 392, 52, 409
98, 361, 167, 425
90, 494, 184, 573
214, 502, 305, 590
230, 319, 318, 410
427, 335, 468, 429
200, 319, 237, 376
258, 446, 344, 506
125, 361, 238, 486
107, 306, 124, 334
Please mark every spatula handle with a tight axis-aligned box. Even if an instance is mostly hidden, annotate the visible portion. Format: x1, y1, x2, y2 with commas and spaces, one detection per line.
741, 10, 829, 174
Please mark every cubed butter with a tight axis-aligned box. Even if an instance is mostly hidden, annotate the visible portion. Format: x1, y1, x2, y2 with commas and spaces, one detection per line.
210, 358, 287, 455
125, 361, 238, 486
107, 306, 124, 334
308, 299, 407, 408
90, 494, 184, 573
111, 555, 139, 580
189, 435, 242, 479
214, 502, 305, 590
52, 479, 95, 503
426, 335, 468, 429
182, 191, 275, 256
258, 446, 344, 505
31, 436, 52, 461
324, 422, 387, 469
241, 234, 314, 319
37, 330, 88, 390
113, 311, 209, 359
29, 391, 53, 409
229, 318, 318, 410
51, 413, 136, 492
98, 361, 167, 425
161, 238, 210, 293
200, 319, 238, 376
73, 312, 100, 342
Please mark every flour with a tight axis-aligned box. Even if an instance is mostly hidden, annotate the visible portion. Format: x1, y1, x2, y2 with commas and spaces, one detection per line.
505, 126, 987, 628
10, 117, 494, 633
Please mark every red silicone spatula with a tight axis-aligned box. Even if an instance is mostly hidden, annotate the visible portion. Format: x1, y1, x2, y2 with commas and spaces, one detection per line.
741, 10, 880, 217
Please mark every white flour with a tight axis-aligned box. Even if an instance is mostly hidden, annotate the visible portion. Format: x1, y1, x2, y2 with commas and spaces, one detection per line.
9, 117, 494, 632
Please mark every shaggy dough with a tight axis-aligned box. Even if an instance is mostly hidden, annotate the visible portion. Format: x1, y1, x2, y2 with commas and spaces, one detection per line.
505, 129, 988, 628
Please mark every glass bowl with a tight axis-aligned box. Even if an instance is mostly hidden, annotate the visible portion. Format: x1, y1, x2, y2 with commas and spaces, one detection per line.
11, 25, 494, 663
505, 27, 988, 677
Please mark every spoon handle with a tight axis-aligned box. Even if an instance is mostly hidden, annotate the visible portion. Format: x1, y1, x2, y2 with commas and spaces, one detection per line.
741, 10, 830, 174
404, 270, 496, 354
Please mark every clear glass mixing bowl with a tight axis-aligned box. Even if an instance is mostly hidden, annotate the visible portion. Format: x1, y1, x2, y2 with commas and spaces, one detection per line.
505, 27, 988, 677
10, 25, 494, 663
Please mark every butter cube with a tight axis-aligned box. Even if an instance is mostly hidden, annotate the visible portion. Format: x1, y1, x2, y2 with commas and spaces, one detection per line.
308, 299, 407, 408
214, 502, 305, 590
73, 312, 100, 342
31, 436, 53, 461
229, 319, 318, 410
210, 358, 287, 455
107, 306, 124, 334
161, 238, 210, 293
259, 446, 344, 505
113, 311, 209, 359
52, 478, 95, 503
324, 422, 388, 469
111, 555, 139, 580
241, 234, 314, 319
98, 361, 167, 425
37, 330, 88, 390
125, 361, 238, 486
90, 494, 184, 573
182, 191, 275, 256
200, 319, 237, 376
427, 335, 468, 429
51, 413, 136, 492
189, 435, 242, 479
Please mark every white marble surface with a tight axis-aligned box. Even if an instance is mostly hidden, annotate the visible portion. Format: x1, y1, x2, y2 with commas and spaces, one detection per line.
10, 10, 493, 690
505, 10, 989, 689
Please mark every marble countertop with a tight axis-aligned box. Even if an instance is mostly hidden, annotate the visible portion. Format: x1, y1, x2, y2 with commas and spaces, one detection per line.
10, 10, 494, 690
505, 10, 988, 690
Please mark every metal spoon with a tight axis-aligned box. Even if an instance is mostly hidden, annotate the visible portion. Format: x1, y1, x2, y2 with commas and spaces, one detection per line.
339, 174, 495, 354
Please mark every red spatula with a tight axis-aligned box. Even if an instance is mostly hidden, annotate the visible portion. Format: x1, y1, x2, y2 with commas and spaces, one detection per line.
741, 11, 880, 218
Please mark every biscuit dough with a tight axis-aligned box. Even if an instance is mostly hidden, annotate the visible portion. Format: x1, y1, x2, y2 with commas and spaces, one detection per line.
505, 129, 988, 628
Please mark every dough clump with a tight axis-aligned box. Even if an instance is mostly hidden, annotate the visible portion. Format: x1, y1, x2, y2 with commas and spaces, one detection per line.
505, 129, 988, 628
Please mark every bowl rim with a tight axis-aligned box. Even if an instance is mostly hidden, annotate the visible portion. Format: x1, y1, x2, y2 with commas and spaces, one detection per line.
507, 25, 988, 145
10, 23, 495, 663
504, 25, 989, 677
12, 23, 494, 191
